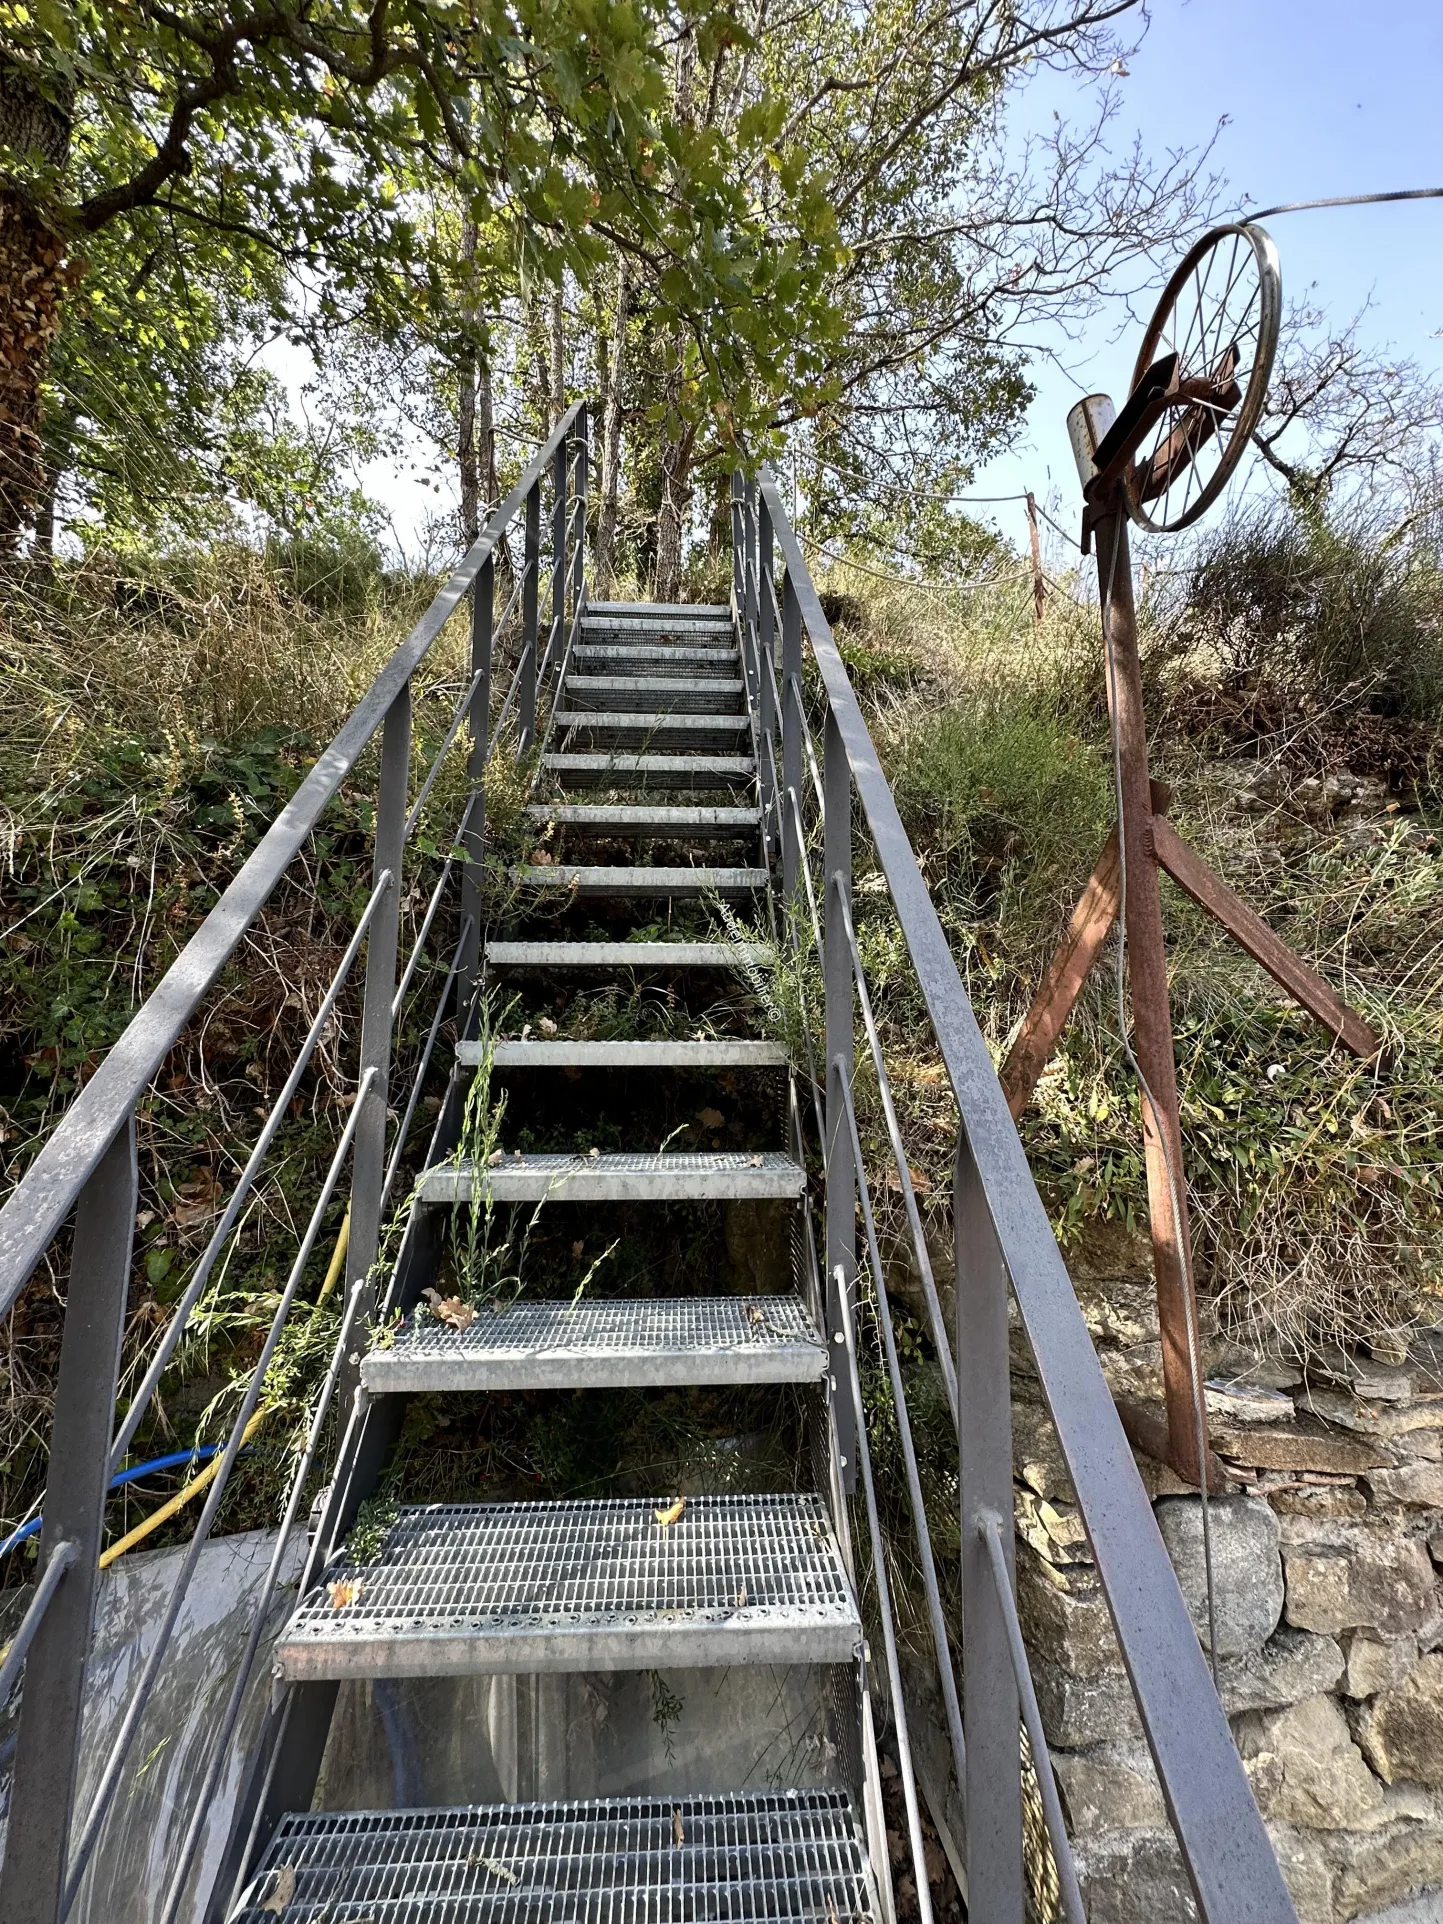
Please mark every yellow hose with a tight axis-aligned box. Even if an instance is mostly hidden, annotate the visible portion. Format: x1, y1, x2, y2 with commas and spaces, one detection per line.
314, 1206, 351, 1309
97, 1208, 350, 1569
98, 1408, 269, 1569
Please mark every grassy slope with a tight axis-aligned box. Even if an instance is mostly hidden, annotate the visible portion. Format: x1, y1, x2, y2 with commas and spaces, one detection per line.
0, 548, 465, 1560
819, 547, 1443, 1366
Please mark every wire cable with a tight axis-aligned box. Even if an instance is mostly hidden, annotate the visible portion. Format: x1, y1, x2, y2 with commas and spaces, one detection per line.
1246, 187, 1443, 220
1097, 515, 1220, 1688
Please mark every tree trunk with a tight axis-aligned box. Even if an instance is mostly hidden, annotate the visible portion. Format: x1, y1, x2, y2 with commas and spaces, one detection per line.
457, 204, 482, 548
595, 254, 629, 589
549, 284, 566, 428
458, 351, 479, 549
0, 189, 75, 553
654, 422, 696, 603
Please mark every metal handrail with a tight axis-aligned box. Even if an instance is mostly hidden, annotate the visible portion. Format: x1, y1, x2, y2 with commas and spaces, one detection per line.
0, 402, 584, 1315
752, 470, 1297, 1924
0, 405, 589, 1923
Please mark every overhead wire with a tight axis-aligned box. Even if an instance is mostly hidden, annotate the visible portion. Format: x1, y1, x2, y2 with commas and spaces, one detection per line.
1245, 186, 1443, 221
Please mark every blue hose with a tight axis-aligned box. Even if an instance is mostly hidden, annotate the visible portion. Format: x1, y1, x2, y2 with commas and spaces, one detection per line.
0, 1446, 229, 1559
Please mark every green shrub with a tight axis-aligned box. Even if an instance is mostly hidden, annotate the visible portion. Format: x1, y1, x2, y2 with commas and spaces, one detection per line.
1171, 501, 1443, 721
887, 690, 1114, 945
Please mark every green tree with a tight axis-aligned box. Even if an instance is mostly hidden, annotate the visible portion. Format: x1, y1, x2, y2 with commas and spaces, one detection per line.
0, 0, 844, 549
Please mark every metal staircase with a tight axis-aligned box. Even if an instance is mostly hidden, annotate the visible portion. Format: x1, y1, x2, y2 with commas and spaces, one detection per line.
0, 405, 1299, 1924
220, 591, 880, 1920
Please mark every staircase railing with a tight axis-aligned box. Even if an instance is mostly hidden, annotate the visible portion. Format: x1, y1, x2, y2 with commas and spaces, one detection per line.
0, 404, 589, 1924
0, 409, 1294, 1924
734, 470, 1298, 1924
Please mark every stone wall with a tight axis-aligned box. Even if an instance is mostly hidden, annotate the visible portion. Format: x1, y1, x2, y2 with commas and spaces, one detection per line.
1013, 1266, 1443, 1923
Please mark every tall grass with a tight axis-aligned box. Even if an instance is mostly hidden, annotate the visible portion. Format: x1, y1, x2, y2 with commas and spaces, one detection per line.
809, 514, 1443, 1363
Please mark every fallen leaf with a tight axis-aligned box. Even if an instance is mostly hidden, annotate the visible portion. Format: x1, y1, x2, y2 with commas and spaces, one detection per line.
532, 849, 554, 866
883, 1166, 932, 1197
261, 1864, 297, 1913
468, 1851, 519, 1884
572, 1241, 585, 1261
735, 1584, 747, 1607
672, 1809, 685, 1847
827, 1896, 841, 1924
327, 1579, 364, 1609
655, 1497, 686, 1529
539, 1016, 558, 1035
697, 1107, 724, 1128
422, 1287, 477, 1331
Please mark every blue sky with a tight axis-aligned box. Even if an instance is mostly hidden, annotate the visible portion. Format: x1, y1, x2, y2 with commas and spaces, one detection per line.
970, 0, 1443, 561
343, 0, 1443, 562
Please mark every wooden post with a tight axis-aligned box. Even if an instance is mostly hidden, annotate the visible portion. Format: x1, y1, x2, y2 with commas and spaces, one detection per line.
1069, 396, 1207, 1487
1025, 491, 1046, 626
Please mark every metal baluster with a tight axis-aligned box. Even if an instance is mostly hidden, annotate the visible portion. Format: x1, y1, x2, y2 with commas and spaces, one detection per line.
955, 1127, 1024, 1918
521, 483, 540, 752
337, 683, 410, 1416
571, 405, 588, 609
0, 1116, 137, 1924
823, 707, 857, 1491
731, 470, 744, 618
743, 479, 759, 708
552, 430, 568, 673
756, 493, 777, 863
457, 552, 493, 1024
781, 570, 803, 903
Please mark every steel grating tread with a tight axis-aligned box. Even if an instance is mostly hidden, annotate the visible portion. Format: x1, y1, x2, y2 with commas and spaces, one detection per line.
470, 1039, 786, 1068
583, 610, 734, 630
511, 865, 767, 897
276, 1495, 859, 1679
588, 600, 732, 615
572, 644, 740, 671
233, 1791, 876, 1924
542, 754, 755, 789
524, 804, 760, 836
361, 1292, 826, 1393
565, 677, 745, 711
418, 1149, 805, 1204
557, 714, 751, 743
485, 941, 772, 970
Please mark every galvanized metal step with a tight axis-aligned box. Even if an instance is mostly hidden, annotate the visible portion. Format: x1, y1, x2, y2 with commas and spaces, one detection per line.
484, 940, 772, 971
583, 605, 733, 631
235, 1789, 877, 1924
419, 1149, 805, 1205
564, 675, 745, 713
557, 713, 751, 752
572, 643, 740, 674
469, 1038, 785, 1068
524, 803, 760, 838
362, 1293, 825, 1393
275, 1494, 858, 1680
541, 753, 755, 791
588, 600, 732, 617
511, 864, 767, 899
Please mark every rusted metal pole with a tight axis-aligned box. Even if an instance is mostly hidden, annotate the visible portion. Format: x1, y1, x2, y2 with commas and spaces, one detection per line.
1069, 397, 1208, 1487
1025, 491, 1046, 625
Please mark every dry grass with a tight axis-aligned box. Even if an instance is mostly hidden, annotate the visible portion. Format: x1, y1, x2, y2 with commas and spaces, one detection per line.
801, 539, 1443, 1365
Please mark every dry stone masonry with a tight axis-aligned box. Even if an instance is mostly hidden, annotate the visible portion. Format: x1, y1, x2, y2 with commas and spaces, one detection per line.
1009, 1250, 1443, 1923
